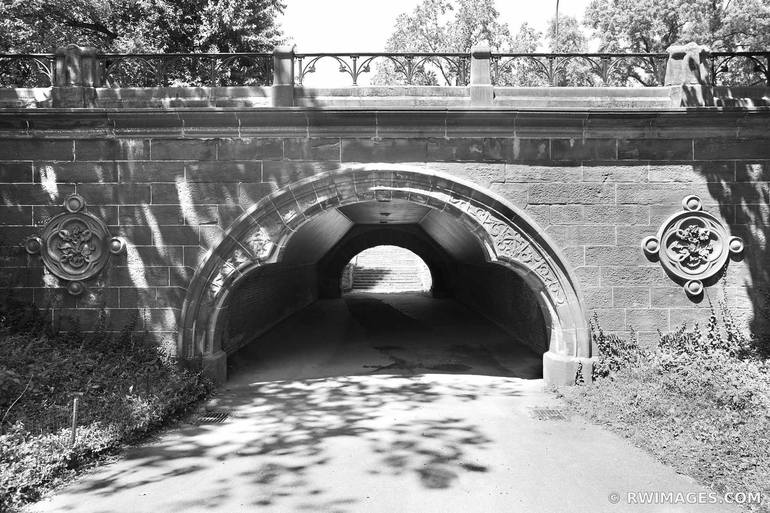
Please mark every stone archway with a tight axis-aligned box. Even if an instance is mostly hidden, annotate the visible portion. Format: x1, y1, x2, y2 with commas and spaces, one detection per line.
179, 165, 592, 385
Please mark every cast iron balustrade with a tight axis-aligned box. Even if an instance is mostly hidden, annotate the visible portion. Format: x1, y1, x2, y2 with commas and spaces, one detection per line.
491, 53, 669, 87
98, 53, 273, 87
708, 51, 770, 87
293, 52, 470, 86
0, 53, 55, 87
1, 50, 770, 88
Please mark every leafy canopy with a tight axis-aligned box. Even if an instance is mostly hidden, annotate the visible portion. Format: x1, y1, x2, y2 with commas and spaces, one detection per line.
374, 0, 562, 85
585, 0, 770, 52
584, 0, 770, 85
0, 0, 285, 53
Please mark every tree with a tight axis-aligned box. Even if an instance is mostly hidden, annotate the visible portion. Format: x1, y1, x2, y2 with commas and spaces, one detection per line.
544, 15, 594, 86
480, 14, 593, 87
0, 0, 285, 87
492, 21, 544, 86
372, 0, 598, 87
372, 0, 517, 86
585, 0, 770, 85
0, 0, 285, 53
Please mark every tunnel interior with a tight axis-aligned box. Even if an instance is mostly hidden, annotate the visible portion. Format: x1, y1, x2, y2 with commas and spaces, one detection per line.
221, 199, 549, 380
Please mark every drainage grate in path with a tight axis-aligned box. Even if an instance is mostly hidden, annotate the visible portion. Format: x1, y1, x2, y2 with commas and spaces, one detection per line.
529, 407, 568, 421
194, 410, 231, 424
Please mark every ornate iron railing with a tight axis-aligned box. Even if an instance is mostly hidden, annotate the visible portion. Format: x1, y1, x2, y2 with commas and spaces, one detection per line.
98, 53, 272, 87
708, 51, 770, 87
1, 50, 770, 88
294, 52, 470, 86
0, 54, 55, 87
491, 53, 669, 87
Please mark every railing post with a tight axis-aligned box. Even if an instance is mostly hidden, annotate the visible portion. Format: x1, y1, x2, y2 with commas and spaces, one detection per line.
470, 43, 494, 106
665, 42, 713, 106
52, 45, 101, 108
664, 42, 711, 86
272, 45, 295, 107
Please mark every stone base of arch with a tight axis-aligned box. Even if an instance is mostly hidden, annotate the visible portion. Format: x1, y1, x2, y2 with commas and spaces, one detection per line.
202, 350, 228, 385
200, 350, 596, 387
543, 352, 596, 386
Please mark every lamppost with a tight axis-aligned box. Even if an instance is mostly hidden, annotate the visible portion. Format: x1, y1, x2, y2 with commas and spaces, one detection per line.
555, 0, 560, 51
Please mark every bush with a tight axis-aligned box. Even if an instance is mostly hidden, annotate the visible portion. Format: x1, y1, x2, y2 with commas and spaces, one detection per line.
0, 300, 212, 512
590, 313, 646, 380
658, 299, 755, 362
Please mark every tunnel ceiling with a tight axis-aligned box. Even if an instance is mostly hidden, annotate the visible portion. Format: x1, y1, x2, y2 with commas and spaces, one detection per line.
419, 210, 485, 262
281, 208, 353, 265
282, 200, 486, 265
338, 201, 431, 224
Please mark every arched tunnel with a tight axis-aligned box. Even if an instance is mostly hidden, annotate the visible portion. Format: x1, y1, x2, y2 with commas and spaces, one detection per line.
218, 199, 550, 383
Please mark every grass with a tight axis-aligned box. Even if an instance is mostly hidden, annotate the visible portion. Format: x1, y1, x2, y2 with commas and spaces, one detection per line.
0, 300, 212, 512
560, 302, 770, 512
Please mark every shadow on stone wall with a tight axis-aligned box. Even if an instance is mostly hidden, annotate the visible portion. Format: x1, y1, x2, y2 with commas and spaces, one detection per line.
699, 160, 770, 352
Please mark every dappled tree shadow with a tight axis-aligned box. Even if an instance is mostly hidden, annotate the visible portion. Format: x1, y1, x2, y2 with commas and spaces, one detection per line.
699, 160, 770, 352
47, 373, 526, 511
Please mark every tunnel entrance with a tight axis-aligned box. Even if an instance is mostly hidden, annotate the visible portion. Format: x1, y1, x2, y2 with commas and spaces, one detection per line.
341, 245, 432, 294
180, 166, 591, 385
226, 291, 544, 384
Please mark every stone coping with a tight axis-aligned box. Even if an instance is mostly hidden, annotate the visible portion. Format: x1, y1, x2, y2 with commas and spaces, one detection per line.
1, 85, 768, 109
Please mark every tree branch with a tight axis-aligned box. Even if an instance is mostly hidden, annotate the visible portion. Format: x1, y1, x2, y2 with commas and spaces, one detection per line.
47, 8, 118, 41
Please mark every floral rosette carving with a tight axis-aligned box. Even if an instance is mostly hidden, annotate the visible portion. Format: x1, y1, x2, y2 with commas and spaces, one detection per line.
642, 195, 743, 297
25, 194, 126, 295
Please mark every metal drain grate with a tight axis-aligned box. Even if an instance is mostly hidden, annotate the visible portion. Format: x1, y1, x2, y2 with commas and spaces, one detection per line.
529, 407, 567, 421
194, 410, 230, 424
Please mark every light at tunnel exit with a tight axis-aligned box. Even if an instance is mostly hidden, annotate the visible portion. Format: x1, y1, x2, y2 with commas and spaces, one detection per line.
341, 245, 432, 294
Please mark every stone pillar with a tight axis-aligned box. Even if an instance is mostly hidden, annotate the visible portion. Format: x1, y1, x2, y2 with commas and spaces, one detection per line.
52, 45, 101, 108
664, 42, 711, 86
543, 352, 595, 386
665, 42, 715, 107
470, 43, 494, 106
272, 45, 295, 107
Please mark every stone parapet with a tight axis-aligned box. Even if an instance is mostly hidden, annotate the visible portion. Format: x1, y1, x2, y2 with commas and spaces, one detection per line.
4, 85, 769, 110
5, 41, 768, 110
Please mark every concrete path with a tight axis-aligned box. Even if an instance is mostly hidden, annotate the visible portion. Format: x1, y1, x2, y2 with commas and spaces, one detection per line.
29, 293, 739, 513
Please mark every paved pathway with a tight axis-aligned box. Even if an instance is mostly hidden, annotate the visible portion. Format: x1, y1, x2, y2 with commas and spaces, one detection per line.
29, 293, 738, 513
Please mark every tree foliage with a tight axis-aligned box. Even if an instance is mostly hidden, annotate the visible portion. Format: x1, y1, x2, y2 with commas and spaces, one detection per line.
586, 0, 770, 53
373, 0, 518, 85
585, 0, 770, 85
373, 0, 597, 86
0, 0, 286, 53
546, 15, 595, 86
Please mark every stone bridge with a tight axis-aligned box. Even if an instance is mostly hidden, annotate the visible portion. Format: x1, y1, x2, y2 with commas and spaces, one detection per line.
1, 45, 768, 385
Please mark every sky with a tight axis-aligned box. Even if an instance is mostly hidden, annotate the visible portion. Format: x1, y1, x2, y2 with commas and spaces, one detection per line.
280, 0, 590, 52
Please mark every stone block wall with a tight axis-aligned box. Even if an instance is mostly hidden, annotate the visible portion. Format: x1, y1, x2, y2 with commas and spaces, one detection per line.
0, 108, 768, 354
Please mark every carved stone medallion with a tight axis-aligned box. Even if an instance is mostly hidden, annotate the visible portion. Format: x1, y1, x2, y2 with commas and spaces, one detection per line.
25, 194, 126, 295
642, 195, 743, 297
